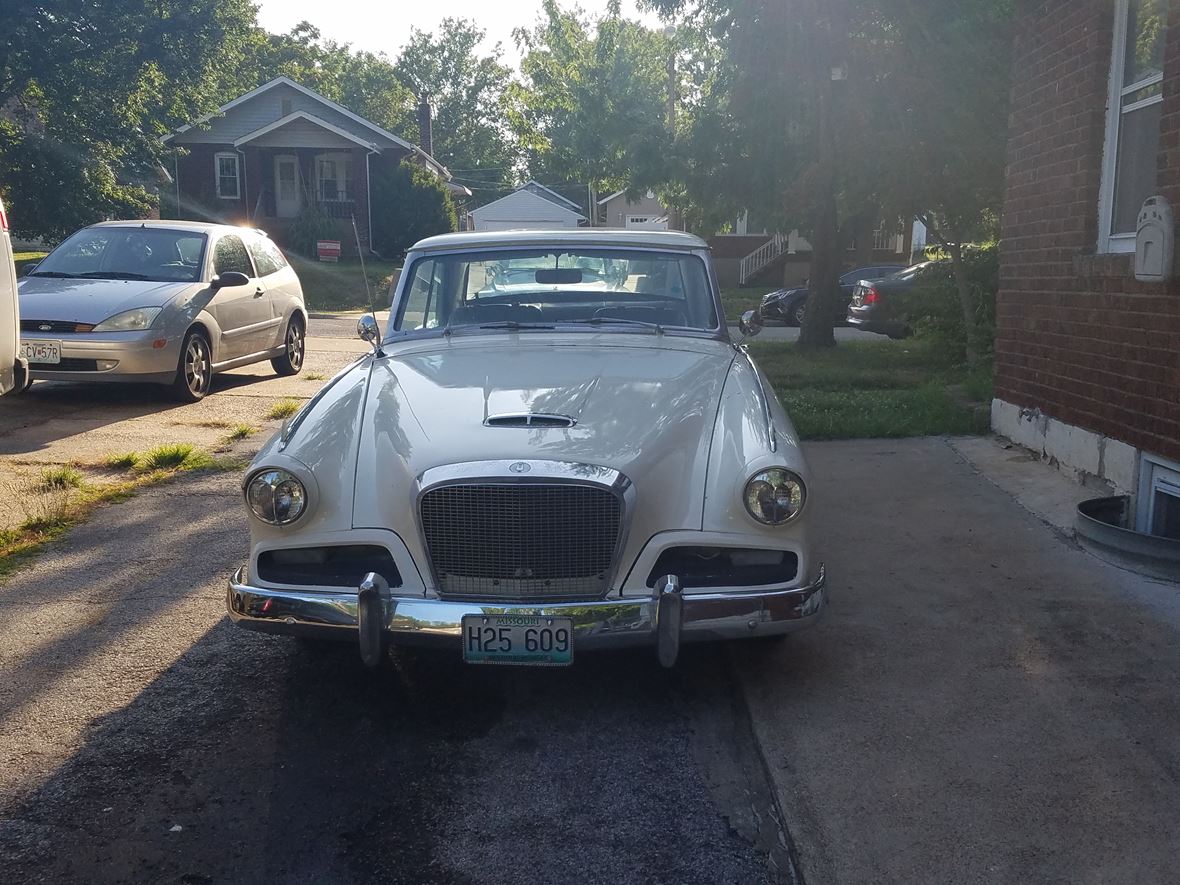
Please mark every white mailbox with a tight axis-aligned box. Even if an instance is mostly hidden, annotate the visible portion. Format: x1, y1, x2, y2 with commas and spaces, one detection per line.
1135, 195, 1174, 282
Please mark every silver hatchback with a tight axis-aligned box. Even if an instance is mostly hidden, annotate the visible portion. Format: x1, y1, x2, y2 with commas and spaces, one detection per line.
18, 221, 307, 401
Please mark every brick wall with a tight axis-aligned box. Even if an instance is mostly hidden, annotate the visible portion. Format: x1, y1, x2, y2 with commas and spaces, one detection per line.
996, 0, 1180, 464
171, 143, 249, 224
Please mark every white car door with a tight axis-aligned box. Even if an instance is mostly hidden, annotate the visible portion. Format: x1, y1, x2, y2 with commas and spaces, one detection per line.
207, 233, 272, 360
0, 198, 22, 395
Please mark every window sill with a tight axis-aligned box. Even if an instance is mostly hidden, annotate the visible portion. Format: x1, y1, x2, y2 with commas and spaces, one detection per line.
1073, 251, 1133, 278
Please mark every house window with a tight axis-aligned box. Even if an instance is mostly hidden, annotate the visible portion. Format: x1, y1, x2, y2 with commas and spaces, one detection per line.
1137, 454, 1180, 541
214, 152, 240, 200
316, 154, 354, 202
1099, 0, 1168, 253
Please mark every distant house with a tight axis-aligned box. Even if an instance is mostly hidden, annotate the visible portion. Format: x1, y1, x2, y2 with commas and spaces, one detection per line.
161, 77, 459, 252
596, 189, 671, 230
468, 181, 587, 231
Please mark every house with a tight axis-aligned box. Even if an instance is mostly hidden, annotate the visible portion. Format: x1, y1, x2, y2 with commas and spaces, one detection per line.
161, 77, 457, 252
993, 0, 1180, 536
596, 189, 670, 230
468, 181, 587, 230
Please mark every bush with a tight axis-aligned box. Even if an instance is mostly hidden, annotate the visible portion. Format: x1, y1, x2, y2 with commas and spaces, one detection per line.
370, 161, 457, 259
286, 203, 355, 260
891, 243, 998, 358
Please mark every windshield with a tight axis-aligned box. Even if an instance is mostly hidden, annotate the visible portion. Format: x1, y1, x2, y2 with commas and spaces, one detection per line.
393, 248, 719, 334
32, 227, 208, 283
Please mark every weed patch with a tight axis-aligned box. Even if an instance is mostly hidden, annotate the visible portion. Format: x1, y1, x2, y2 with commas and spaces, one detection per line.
266, 398, 302, 420
138, 443, 214, 472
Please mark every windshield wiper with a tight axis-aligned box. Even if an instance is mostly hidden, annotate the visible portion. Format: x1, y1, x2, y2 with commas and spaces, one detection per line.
75, 271, 153, 280
562, 317, 665, 334
474, 321, 556, 330
27, 271, 80, 278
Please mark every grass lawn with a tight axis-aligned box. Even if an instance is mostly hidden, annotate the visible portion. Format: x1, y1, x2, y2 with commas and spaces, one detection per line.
721, 286, 777, 324
749, 338, 993, 440
287, 255, 401, 312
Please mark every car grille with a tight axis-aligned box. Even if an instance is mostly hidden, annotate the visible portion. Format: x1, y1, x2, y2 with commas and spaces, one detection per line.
419, 483, 623, 601
21, 320, 96, 333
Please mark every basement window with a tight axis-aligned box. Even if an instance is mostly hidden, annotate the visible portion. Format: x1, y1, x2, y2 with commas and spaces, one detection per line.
1137, 454, 1180, 540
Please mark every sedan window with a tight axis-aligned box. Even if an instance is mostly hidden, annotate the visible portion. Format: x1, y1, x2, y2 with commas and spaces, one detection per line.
32, 227, 207, 283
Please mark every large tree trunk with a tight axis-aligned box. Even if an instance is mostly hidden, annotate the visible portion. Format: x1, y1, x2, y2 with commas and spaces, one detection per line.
852, 211, 876, 270
947, 239, 980, 368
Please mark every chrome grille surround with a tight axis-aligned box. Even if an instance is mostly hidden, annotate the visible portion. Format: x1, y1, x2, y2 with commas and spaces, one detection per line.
417, 461, 631, 602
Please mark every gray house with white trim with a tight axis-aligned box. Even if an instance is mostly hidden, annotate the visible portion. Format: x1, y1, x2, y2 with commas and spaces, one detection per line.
162, 77, 454, 251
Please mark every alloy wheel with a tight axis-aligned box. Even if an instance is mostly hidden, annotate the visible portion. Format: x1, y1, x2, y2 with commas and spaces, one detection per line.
184, 335, 211, 397
287, 322, 305, 371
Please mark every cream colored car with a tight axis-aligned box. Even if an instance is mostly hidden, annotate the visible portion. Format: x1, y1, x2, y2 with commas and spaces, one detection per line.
228, 230, 826, 668
0, 197, 25, 396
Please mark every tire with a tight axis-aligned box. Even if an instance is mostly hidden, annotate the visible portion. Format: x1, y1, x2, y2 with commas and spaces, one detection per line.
171, 329, 213, 403
271, 315, 305, 377
786, 298, 807, 327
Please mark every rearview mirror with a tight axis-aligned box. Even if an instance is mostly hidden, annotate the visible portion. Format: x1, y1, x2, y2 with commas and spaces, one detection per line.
535, 268, 583, 284
738, 309, 763, 339
211, 271, 250, 290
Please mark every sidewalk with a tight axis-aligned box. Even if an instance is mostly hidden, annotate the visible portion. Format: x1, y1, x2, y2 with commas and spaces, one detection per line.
735, 437, 1180, 884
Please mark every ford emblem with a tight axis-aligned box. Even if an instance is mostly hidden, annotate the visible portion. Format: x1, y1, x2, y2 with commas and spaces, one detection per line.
38, 324, 52, 331
509, 461, 531, 474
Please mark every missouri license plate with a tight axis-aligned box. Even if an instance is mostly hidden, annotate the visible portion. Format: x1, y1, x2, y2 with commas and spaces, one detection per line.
461, 614, 573, 666
20, 339, 61, 364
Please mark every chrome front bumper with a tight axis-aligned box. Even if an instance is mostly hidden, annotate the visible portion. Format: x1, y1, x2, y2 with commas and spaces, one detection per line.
226, 565, 827, 660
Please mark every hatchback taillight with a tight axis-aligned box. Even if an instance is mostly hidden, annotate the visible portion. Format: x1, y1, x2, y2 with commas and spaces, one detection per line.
863, 286, 880, 305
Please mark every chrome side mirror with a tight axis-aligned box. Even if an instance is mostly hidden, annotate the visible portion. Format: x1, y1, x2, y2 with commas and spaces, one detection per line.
357, 314, 383, 355
738, 309, 763, 339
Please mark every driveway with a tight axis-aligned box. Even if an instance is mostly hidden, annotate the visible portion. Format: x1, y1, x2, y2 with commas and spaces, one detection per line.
735, 438, 1180, 883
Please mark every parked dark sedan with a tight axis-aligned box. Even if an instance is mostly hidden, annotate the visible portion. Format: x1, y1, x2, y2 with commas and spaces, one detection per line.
760, 264, 907, 326
846, 261, 936, 338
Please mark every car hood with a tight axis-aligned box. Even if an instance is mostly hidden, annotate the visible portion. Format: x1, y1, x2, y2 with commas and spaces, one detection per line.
18, 277, 197, 324
350, 335, 737, 535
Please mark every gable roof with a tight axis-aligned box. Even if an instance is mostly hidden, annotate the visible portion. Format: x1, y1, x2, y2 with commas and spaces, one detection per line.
596, 189, 626, 206
521, 180, 583, 212
470, 188, 587, 221
233, 110, 378, 150
163, 76, 449, 177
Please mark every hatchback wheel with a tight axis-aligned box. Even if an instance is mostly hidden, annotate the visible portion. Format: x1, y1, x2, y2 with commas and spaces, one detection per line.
171, 330, 213, 402
271, 316, 305, 377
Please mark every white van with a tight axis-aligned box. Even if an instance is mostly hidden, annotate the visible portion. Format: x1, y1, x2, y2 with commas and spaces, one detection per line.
0, 197, 25, 395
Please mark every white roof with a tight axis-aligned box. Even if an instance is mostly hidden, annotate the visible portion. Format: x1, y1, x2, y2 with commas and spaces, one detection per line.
411, 229, 709, 253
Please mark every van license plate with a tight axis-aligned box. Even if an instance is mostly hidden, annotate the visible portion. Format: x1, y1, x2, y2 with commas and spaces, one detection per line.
461, 614, 573, 666
20, 339, 62, 364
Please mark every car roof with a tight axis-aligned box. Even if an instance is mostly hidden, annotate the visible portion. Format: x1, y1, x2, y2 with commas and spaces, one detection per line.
88, 220, 270, 238
410, 228, 710, 253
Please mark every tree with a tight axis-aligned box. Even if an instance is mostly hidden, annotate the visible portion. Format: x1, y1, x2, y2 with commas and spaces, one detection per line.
0, 0, 260, 240
369, 162, 457, 258
394, 19, 518, 197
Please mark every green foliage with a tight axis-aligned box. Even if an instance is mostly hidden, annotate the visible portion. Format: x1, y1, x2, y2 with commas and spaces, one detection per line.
104, 452, 141, 470
266, 399, 303, 420
285, 203, 351, 260
39, 466, 84, 492
890, 245, 999, 359
370, 162, 457, 258
137, 444, 213, 472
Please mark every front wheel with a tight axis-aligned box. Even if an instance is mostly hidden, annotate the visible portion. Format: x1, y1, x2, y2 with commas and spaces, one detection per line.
787, 298, 807, 327
171, 329, 213, 402
271, 316, 305, 376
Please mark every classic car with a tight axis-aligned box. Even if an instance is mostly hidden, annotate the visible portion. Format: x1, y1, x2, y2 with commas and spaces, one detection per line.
227, 230, 826, 668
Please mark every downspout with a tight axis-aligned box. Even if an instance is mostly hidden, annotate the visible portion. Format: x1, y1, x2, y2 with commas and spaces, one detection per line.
237, 147, 249, 224
366, 148, 380, 257
173, 153, 181, 218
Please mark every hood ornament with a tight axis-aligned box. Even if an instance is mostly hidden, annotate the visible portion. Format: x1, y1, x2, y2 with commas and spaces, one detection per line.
509, 462, 531, 474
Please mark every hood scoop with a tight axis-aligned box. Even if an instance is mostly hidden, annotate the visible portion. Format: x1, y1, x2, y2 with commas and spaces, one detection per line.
484, 412, 577, 428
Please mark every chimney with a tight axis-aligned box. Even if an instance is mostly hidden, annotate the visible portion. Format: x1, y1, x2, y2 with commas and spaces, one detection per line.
417, 94, 433, 157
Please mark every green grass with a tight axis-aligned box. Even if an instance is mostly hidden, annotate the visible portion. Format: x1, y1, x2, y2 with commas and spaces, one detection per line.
721, 286, 776, 324
224, 423, 258, 442
287, 254, 400, 312
104, 452, 141, 470
136, 443, 214, 472
750, 339, 993, 440
265, 398, 302, 420
304, 372, 327, 381
39, 466, 84, 491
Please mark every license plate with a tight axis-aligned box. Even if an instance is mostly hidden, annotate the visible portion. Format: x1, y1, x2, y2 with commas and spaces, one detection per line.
461, 614, 573, 666
20, 339, 62, 364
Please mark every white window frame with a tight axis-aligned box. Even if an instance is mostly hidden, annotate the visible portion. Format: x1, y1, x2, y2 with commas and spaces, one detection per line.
1137, 452, 1180, 535
315, 152, 354, 203
1098, 0, 1166, 254
214, 152, 240, 200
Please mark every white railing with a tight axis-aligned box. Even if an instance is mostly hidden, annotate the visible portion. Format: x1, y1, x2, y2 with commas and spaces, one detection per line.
739, 232, 787, 284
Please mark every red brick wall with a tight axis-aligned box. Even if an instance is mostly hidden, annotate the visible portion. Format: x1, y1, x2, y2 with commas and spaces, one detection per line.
171, 143, 249, 225
997, 0, 1180, 463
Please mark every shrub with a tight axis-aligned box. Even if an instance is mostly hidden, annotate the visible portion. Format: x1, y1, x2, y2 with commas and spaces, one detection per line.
286, 203, 353, 260
890, 243, 998, 358
370, 161, 457, 259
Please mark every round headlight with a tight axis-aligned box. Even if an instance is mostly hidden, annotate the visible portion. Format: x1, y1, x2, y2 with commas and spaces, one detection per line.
246, 469, 307, 525
743, 468, 806, 525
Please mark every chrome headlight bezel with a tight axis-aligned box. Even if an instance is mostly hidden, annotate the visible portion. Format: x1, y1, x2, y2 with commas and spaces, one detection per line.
743, 468, 807, 525
245, 467, 308, 526
92, 306, 162, 332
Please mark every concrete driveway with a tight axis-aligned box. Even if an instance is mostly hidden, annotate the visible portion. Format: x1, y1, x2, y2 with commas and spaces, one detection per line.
735, 438, 1180, 884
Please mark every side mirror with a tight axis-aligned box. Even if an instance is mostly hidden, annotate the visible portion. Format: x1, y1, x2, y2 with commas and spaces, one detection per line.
357, 314, 382, 352
738, 309, 763, 339
211, 271, 250, 290
19, 262, 38, 277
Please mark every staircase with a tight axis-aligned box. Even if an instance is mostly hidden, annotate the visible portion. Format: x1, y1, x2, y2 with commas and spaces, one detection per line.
739, 233, 787, 285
